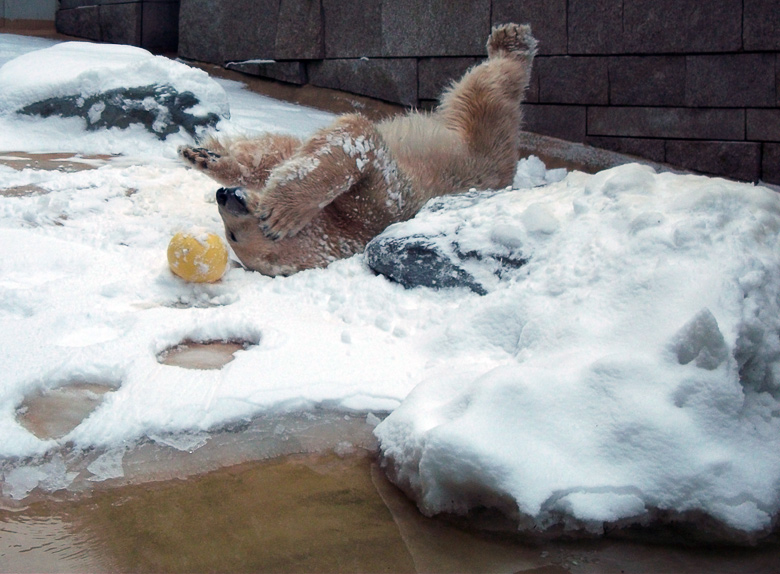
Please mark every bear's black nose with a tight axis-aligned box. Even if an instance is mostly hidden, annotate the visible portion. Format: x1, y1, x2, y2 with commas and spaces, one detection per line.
216, 187, 231, 205
216, 187, 249, 215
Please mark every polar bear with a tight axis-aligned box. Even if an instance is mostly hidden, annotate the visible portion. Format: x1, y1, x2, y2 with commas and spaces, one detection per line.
180, 23, 537, 276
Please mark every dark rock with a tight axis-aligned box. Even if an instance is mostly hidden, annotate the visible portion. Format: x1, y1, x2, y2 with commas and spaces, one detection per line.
179, 0, 279, 64
18, 85, 222, 140
365, 236, 489, 295
221, 0, 280, 62
492, 0, 567, 55
60, 0, 100, 8
365, 190, 529, 295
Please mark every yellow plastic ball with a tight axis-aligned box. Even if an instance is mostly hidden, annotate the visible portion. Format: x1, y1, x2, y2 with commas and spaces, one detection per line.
167, 230, 228, 283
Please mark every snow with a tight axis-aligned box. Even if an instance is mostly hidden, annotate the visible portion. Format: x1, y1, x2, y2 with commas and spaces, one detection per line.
1, 35, 780, 541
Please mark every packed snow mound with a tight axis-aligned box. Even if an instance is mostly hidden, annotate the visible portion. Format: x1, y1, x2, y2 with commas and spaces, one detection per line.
375, 163, 780, 542
0, 42, 229, 138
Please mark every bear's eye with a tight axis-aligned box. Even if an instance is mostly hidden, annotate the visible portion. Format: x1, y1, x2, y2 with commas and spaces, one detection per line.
229, 231, 238, 242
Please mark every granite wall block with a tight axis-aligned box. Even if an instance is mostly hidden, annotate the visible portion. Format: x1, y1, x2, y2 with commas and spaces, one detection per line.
567, 0, 623, 55
523, 104, 587, 142
100, 3, 141, 46
308, 58, 418, 106
744, 0, 780, 51
178, 0, 224, 63
56, 6, 101, 41
381, 0, 489, 57
763, 144, 780, 184
623, 0, 742, 53
536, 56, 608, 105
747, 110, 780, 142
322, 0, 382, 58
608, 56, 686, 106
588, 107, 745, 140
584, 136, 667, 163
275, 0, 323, 60
686, 54, 776, 108
666, 141, 761, 182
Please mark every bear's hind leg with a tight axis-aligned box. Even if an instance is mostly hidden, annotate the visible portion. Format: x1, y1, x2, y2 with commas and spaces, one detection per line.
436, 23, 537, 187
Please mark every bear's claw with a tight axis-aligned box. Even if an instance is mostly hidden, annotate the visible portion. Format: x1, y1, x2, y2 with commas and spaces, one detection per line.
487, 23, 537, 60
179, 146, 221, 170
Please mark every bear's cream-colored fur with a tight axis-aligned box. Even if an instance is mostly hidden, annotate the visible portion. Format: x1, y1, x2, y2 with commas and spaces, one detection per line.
180, 23, 537, 276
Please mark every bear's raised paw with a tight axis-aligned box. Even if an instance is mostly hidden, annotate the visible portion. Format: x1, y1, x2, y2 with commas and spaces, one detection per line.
179, 146, 221, 170
487, 23, 537, 61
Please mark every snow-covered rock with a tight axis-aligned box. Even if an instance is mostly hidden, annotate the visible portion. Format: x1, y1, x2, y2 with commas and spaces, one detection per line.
0, 42, 228, 139
365, 190, 528, 295
364, 157, 564, 294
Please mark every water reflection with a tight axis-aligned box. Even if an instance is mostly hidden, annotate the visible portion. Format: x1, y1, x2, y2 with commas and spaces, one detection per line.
3, 451, 780, 574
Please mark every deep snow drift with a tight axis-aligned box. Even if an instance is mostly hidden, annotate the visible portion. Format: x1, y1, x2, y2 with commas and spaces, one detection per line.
1, 35, 780, 542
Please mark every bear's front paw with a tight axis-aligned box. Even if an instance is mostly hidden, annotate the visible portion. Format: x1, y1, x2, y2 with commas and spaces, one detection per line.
179, 146, 221, 170
253, 195, 319, 241
487, 23, 537, 61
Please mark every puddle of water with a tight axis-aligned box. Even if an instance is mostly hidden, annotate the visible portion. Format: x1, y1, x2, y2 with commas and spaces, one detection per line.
158, 340, 250, 370
0, 513, 111, 573
2, 450, 779, 574
16, 383, 115, 440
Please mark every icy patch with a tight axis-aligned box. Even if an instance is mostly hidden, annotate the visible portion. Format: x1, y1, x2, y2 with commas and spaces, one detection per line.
87, 447, 126, 482
2, 455, 77, 499
148, 431, 210, 452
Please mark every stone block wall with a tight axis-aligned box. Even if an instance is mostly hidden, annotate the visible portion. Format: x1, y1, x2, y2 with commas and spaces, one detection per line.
56, 0, 179, 51
59, 0, 780, 184
2, 0, 57, 21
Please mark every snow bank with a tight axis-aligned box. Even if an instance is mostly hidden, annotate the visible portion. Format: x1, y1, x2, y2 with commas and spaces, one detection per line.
0, 41, 228, 117
375, 164, 780, 540
0, 40, 229, 154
